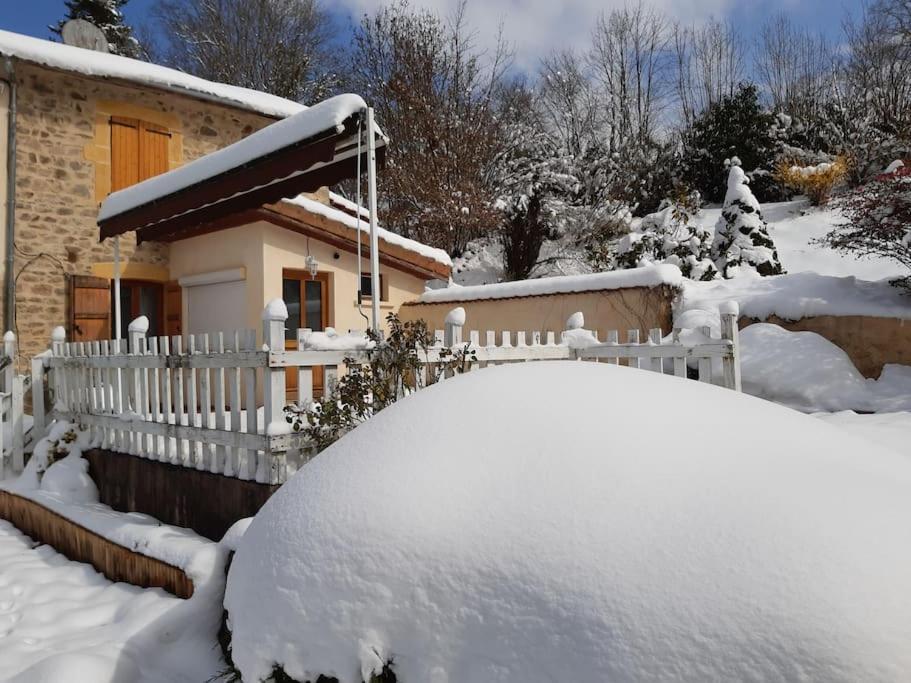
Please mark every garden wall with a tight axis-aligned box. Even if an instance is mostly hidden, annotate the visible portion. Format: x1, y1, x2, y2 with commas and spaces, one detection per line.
399, 285, 676, 339
84, 449, 280, 541
740, 314, 911, 378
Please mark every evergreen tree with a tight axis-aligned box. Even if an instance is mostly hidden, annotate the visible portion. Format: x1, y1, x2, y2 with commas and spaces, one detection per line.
616, 189, 718, 280
51, 0, 142, 58
681, 84, 779, 203
711, 159, 783, 278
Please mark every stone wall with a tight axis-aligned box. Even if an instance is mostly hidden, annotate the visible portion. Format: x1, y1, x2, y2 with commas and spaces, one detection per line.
8, 62, 279, 362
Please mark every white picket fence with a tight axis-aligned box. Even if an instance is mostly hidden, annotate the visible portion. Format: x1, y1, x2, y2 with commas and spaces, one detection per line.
0, 332, 43, 479
27, 300, 740, 485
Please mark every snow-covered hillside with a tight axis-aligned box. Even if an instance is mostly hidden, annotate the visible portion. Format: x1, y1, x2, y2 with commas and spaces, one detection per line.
452, 198, 906, 286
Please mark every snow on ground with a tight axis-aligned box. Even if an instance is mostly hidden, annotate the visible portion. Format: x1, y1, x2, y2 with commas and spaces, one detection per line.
695, 199, 907, 281
815, 412, 911, 458
0, 520, 222, 683
739, 323, 911, 413
0, 423, 227, 682
226, 362, 911, 683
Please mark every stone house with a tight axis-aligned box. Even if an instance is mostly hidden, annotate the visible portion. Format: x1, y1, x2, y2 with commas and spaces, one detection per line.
0, 29, 306, 362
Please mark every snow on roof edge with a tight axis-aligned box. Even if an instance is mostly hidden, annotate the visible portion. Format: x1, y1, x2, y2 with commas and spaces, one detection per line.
281, 194, 452, 270
98, 94, 369, 223
0, 29, 306, 119
415, 265, 683, 304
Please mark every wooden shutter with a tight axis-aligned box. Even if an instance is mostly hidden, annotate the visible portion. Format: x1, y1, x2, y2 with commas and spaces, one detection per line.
164, 281, 182, 336
110, 117, 140, 193
139, 122, 171, 181
111, 117, 171, 192
70, 276, 112, 342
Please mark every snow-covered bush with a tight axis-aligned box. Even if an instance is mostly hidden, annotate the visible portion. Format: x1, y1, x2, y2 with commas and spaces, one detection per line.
226, 362, 911, 683
711, 159, 784, 278
774, 156, 848, 205
822, 165, 911, 291
616, 190, 718, 280
286, 314, 475, 452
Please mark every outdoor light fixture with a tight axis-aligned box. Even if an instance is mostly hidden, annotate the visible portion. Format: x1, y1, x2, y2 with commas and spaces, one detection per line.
306, 254, 319, 278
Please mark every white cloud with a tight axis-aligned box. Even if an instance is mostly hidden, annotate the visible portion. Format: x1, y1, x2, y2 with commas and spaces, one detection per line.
338, 0, 735, 72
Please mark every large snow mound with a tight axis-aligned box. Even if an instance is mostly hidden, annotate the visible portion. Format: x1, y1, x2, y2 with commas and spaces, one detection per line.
226, 362, 911, 683
741, 323, 911, 413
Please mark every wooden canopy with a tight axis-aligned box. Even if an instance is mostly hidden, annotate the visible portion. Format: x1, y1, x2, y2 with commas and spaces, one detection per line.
98, 102, 385, 244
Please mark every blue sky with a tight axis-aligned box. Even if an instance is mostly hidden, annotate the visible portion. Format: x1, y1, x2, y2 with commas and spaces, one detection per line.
2, 0, 861, 74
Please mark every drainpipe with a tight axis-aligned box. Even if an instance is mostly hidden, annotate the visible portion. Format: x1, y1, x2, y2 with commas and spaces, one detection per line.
2, 57, 15, 334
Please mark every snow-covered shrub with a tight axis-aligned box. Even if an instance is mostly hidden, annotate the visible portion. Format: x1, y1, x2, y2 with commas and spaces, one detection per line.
285, 314, 475, 452
226, 362, 911, 683
774, 156, 848, 205
580, 201, 633, 271
711, 159, 784, 278
822, 165, 911, 291
616, 190, 718, 281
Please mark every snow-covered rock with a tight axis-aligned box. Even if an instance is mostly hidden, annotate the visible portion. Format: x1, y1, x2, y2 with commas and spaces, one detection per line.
225, 362, 911, 683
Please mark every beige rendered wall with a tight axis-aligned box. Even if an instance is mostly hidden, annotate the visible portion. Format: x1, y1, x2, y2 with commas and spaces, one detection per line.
169, 221, 430, 341
741, 314, 911, 379
399, 285, 676, 339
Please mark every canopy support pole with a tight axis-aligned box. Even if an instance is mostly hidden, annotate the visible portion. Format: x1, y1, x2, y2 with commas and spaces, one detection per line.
365, 107, 381, 334
113, 235, 121, 340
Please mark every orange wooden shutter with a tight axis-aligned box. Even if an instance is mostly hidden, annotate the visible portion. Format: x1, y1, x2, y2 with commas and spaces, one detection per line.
110, 117, 140, 192
70, 276, 112, 341
139, 121, 171, 181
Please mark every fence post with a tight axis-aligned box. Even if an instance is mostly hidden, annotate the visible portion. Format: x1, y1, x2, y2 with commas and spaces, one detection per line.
2, 331, 14, 394
444, 307, 465, 347
263, 299, 288, 485
719, 301, 742, 392
3, 332, 23, 472
128, 316, 149, 455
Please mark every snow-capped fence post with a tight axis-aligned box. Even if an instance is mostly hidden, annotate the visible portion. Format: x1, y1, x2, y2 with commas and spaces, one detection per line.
2, 331, 24, 473
719, 302, 742, 392
444, 307, 465, 347
263, 299, 289, 485
128, 317, 148, 457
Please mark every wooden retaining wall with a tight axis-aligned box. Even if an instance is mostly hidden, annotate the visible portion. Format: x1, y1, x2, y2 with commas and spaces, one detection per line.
0, 490, 193, 598
85, 448, 280, 541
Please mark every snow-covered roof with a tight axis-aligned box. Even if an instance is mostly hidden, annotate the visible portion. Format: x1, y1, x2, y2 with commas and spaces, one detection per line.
281, 194, 452, 269
98, 94, 376, 232
416, 265, 683, 304
0, 29, 305, 118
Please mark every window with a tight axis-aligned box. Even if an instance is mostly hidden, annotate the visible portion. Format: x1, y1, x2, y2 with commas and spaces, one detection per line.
282, 271, 330, 341
359, 273, 387, 301
110, 117, 171, 192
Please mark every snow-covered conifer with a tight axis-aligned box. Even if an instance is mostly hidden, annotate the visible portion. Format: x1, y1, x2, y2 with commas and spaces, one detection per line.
711, 159, 784, 278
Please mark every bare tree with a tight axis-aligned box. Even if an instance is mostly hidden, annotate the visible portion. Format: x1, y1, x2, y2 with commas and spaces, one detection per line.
755, 13, 836, 118
673, 19, 744, 126
537, 51, 599, 156
588, 2, 671, 149
844, 2, 911, 136
347, 0, 510, 254
153, 0, 338, 104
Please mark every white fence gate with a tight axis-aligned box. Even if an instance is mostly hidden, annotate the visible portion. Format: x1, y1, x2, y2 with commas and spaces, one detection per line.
22, 300, 740, 485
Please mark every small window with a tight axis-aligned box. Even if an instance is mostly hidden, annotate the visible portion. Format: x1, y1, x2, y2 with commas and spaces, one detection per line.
359, 273, 387, 301
110, 117, 172, 193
